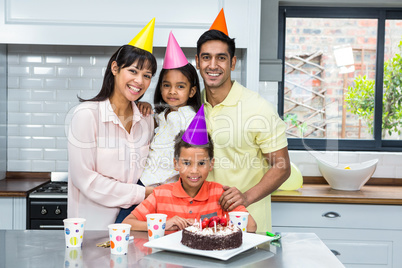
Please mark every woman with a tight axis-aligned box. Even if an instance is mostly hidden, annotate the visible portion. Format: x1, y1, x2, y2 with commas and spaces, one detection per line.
67, 20, 157, 230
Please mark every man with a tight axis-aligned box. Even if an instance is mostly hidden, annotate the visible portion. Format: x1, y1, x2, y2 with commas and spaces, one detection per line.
195, 10, 291, 232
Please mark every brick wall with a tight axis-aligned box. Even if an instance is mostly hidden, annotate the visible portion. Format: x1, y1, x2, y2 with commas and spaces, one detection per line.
284, 18, 402, 139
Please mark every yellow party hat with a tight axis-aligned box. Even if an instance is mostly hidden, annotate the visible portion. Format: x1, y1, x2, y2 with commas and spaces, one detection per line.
128, 18, 155, 53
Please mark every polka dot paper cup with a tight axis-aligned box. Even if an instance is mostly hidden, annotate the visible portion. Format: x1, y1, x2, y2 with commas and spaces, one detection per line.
108, 223, 132, 255
63, 218, 86, 248
229, 211, 249, 232
146, 213, 167, 241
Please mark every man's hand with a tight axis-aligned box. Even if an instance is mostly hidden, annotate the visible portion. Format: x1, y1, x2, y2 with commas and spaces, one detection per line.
137, 101, 153, 116
219, 147, 290, 211
165, 216, 193, 231
219, 185, 249, 211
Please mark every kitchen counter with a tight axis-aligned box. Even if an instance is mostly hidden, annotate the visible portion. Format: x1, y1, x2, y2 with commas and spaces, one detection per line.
2, 172, 402, 205
0, 176, 50, 197
271, 184, 402, 205
0, 230, 344, 267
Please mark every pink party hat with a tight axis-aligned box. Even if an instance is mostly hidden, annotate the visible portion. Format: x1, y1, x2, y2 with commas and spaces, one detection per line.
182, 104, 209, 145
162, 31, 189, 69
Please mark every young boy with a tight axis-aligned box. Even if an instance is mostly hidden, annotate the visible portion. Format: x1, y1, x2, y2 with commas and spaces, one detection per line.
122, 130, 257, 232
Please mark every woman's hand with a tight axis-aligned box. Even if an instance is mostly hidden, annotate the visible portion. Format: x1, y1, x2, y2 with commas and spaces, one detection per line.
144, 186, 155, 198
165, 216, 192, 231
137, 101, 153, 116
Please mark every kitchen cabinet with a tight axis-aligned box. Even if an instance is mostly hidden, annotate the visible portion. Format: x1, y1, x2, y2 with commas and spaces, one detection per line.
0, 0, 257, 47
272, 202, 402, 268
0, 197, 26, 230
0, 177, 52, 230
0, 0, 261, 91
0, 44, 5, 180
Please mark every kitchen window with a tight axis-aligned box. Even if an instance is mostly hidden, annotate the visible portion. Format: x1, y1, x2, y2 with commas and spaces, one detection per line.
278, 7, 402, 151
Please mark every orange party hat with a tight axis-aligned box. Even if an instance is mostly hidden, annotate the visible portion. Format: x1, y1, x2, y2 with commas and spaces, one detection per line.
128, 18, 155, 53
209, 8, 228, 36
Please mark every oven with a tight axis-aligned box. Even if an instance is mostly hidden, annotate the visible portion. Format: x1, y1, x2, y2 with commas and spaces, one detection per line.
27, 172, 68, 230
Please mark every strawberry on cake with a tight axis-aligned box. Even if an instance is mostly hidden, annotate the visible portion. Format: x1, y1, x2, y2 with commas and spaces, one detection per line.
181, 216, 242, 250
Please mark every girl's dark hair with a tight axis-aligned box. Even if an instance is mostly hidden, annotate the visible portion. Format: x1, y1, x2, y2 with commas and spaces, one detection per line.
197, 30, 236, 60
153, 63, 201, 114
174, 130, 214, 160
79, 45, 157, 102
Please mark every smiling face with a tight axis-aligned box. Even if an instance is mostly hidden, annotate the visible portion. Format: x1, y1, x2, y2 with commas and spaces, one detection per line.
161, 69, 196, 111
174, 147, 214, 197
111, 60, 153, 102
195, 40, 236, 91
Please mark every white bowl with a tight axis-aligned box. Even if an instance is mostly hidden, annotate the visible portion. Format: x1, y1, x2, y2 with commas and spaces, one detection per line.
316, 158, 378, 191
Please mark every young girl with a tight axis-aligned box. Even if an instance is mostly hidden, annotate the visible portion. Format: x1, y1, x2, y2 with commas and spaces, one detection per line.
142, 62, 201, 186
115, 32, 201, 223
68, 19, 157, 230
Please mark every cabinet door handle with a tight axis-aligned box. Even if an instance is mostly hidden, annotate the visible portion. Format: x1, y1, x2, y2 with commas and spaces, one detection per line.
331, 249, 341, 256
39, 225, 64, 229
322, 211, 341, 218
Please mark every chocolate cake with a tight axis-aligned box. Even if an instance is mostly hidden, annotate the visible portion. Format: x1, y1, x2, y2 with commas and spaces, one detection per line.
181, 224, 242, 250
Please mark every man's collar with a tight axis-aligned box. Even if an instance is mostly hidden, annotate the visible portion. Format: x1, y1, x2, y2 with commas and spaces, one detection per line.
203, 80, 242, 108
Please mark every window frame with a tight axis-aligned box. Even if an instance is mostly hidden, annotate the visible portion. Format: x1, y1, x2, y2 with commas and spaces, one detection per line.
278, 6, 402, 152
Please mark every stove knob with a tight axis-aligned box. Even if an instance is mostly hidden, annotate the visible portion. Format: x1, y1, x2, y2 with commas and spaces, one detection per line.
55, 206, 61, 215
41, 206, 48, 215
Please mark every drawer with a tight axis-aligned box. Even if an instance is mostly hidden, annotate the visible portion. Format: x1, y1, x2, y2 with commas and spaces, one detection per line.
272, 227, 395, 267
272, 202, 402, 230
29, 200, 67, 219
30, 219, 64, 230
324, 240, 390, 266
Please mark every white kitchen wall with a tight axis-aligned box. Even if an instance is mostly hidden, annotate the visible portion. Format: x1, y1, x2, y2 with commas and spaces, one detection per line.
6, 44, 243, 172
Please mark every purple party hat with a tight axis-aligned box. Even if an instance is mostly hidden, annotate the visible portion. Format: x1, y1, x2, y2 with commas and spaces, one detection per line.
182, 104, 209, 145
162, 31, 189, 69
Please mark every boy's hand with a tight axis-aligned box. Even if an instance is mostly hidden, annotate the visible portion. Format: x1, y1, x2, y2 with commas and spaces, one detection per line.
137, 101, 153, 116
165, 216, 192, 231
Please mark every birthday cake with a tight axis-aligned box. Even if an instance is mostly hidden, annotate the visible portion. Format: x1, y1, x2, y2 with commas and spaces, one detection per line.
181, 216, 242, 250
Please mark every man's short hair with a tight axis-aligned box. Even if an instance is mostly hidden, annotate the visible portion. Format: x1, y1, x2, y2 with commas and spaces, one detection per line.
196, 30, 236, 60
174, 130, 214, 160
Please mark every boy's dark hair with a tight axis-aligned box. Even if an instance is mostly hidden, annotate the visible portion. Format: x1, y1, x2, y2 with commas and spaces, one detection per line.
79, 45, 157, 102
154, 63, 201, 114
174, 130, 214, 160
196, 30, 236, 60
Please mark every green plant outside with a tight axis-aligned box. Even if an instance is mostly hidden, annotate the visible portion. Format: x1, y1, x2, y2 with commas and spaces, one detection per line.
284, 114, 308, 137
346, 40, 402, 138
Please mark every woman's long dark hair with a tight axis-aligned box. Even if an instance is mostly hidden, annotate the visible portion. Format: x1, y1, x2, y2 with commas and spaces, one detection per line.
153, 63, 201, 114
79, 45, 157, 102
